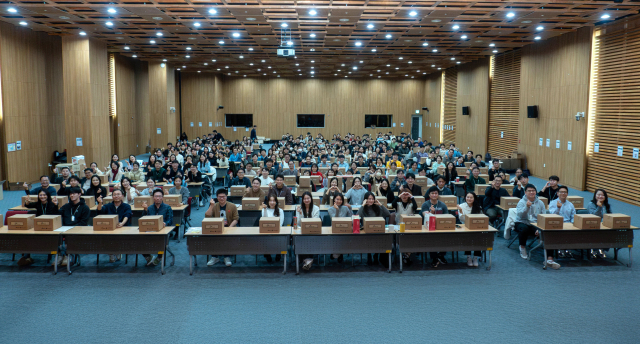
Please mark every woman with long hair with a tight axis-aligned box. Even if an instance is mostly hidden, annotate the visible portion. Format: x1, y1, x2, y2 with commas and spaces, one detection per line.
296, 191, 320, 271
588, 189, 613, 258
457, 192, 484, 266
262, 195, 284, 263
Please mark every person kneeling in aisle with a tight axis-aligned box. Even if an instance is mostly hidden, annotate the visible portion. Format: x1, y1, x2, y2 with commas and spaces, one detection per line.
421, 186, 449, 268
328, 194, 353, 263
262, 195, 284, 263
205, 188, 239, 267
457, 192, 483, 267
514, 184, 560, 269
296, 191, 320, 271
97, 189, 132, 263
141, 189, 174, 266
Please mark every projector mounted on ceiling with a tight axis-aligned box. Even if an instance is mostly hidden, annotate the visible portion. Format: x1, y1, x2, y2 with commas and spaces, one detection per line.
278, 27, 295, 58
277, 49, 295, 57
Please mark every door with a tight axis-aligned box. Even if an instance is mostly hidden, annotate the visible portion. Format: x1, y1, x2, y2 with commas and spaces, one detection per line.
411, 115, 422, 139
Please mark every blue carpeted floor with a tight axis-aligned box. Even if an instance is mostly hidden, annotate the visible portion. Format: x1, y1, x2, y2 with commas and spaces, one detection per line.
1, 167, 639, 343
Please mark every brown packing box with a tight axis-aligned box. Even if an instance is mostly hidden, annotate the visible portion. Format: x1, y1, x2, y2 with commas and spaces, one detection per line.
415, 176, 429, 188
500, 197, 521, 209
464, 214, 489, 230
50, 184, 61, 191
538, 196, 549, 209
566, 196, 584, 208
414, 196, 425, 208
536, 214, 564, 230
8, 214, 35, 230
93, 215, 119, 231
603, 213, 631, 229
54, 196, 69, 209
139, 215, 164, 232
574, 214, 601, 230
479, 167, 489, 174
299, 176, 311, 187
202, 218, 224, 234
134, 196, 152, 208
456, 167, 467, 175
136, 184, 147, 191
253, 144, 260, 150
284, 175, 296, 185
99, 175, 108, 184
501, 184, 514, 195
81, 196, 95, 206
313, 197, 321, 206
420, 157, 428, 164
241, 197, 261, 210
331, 217, 352, 233
363, 217, 385, 233
438, 195, 457, 209
479, 174, 489, 181
164, 194, 182, 206
9, 182, 28, 191
433, 214, 456, 230
474, 184, 491, 195
260, 186, 270, 194
21, 195, 38, 207
277, 197, 285, 205
300, 218, 322, 234
376, 196, 388, 207
102, 196, 113, 205
259, 217, 280, 233
34, 215, 62, 231
298, 187, 313, 194
230, 186, 245, 197
310, 175, 320, 184
464, 162, 472, 168
437, 166, 445, 175
398, 214, 422, 230
161, 184, 173, 193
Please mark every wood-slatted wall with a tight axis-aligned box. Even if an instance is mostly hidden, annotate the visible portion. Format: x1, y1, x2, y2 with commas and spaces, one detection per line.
455, 58, 490, 155
422, 73, 441, 144
442, 67, 457, 145
586, 16, 640, 206
488, 49, 521, 157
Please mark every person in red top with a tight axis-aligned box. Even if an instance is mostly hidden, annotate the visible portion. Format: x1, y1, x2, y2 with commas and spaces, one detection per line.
310, 163, 324, 185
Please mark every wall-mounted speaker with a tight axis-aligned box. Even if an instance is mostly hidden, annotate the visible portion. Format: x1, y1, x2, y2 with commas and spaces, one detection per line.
217, 105, 224, 110
462, 106, 470, 116
527, 105, 538, 118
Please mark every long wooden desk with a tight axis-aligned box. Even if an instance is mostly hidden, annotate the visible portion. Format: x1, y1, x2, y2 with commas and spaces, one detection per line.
396, 225, 498, 271
184, 226, 291, 275
529, 222, 639, 269
64, 226, 175, 275
0, 226, 62, 274
291, 227, 395, 274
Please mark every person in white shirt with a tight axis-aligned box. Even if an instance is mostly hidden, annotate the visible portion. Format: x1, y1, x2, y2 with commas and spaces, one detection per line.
456, 192, 484, 267
262, 194, 284, 263
258, 168, 274, 186
116, 177, 139, 205
296, 191, 320, 271
245, 162, 257, 177
548, 185, 576, 258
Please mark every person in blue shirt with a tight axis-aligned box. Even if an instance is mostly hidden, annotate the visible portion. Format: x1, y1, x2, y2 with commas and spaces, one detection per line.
337, 154, 349, 170
229, 168, 252, 188
141, 189, 174, 266
229, 147, 242, 162
96, 189, 133, 263
23, 175, 57, 196
197, 154, 210, 174
317, 154, 331, 168
548, 185, 576, 259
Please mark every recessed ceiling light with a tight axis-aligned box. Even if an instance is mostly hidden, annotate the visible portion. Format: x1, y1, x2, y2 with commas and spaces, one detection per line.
341, 64, 345, 66
287, 41, 293, 46
298, 69, 301, 71
353, 66, 357, 70
261, 60, 265, 62
339, 18, 349, 22
194, 22, 201, 27
355, 41, 362, 46
163, 59, 167, 62
105, 21, 113, 26
309, 9, 317, 16
124, 46, 129, 50
452, 25, 460, 30
107, 8, 116, 14
422, 42, 428, 46
150, 40, 156, 44
456, 61, 460, 64
59, 16, 69, 19
132, 55, 137, 58
295, 63, 299, 66
408, 61, 412, 64
371, 48, 377, 52
79, 31, 87, 36
433, 49, 438, 52
310, 33, 316, 38
432, 65, 435, 67
310, 48, 315, 51
186, 55, 190, 58
489, 43, 495, 47
601, 14, 610, 19
248, 47, 253, 51
186, 47, 191, 50
337, 69, 341, 71
359, 61, 363, 63
268, 66, 271, 69
386, 64, 390, 67
451, 57, 455, 60
367, 24, 374, 29
281, 23, 288, 28
183, 66, 186, 68
8, 8, 17, 13
395, 67, 399, 70
239, 55, 244, 59
492, 50, 498, 53
225, 66, 229, 68
399, 57, 403, 60
377, 70, 380, 72
152, 17, 163, 20
461, 35, 467, 39
438, 67, 442, 70
177, 68, 181, 71
311, 71, 315, 74
385, 34, 392, 39
232, 32, 240, 38
409, 11, 417, 17
212, 59, 216, 62
219, 40, 224, 44
536, 26, 544, 31
19, 21, 27, 26
209, 9, 217, 15
156, 32, 163, 37
534, 36, 541, 40
311, 60, 315, 63
507, 12, 515, 18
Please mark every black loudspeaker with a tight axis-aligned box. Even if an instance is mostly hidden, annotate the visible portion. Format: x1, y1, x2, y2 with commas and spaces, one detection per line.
527, 105, 538, 118
462, 106, 469, 116
218, 105, 224, 109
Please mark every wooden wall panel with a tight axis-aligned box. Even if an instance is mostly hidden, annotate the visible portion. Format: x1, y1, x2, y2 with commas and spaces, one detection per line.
166, 67, 177, 142
442, 68, 457, 145
518, 27, 592, 189
456, 58, 490, 155
114, 54, 139, 158
488, 50, 521, 157
0, 22, 65, 182
135, 60, 150, 153
180, 75, 425, 142
181, 72, 218, 139
422, 73, 441, 144
149, 62, 168, 150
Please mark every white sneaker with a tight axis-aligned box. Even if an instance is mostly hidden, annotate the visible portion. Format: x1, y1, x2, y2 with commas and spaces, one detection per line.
144, 255, 153, 264
303, 258, 313, 270
546, 260, 561, 270
467, 256, 473, 267
207, 257, 219, 266
224, 257, 232, 267
473, 257, 479, 267
519, 246, 528, 259
504, 226, 511, 240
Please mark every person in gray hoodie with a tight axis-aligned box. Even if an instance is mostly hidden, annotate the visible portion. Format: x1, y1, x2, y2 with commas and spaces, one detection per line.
514, 184, 560, 269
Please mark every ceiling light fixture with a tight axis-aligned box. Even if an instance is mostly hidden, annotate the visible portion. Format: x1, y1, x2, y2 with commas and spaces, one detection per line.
507, 12, 515, 18
150, 40, 156, 44
355, 41, 362, 46
219, 40, 224, 44
163, 59, 167, 62
107, 8, 116, 14
310, 33, 316, 38
156, 32, 163, 37
209, 9, 217, 15
422, 42, 428, 46
248, 47, 253, 51
186, 55, 190, 58
534, 36, 541, 40
453, 25, 460, 30
19, 21, 27, 26
371, 48, 377, 52
8, 8, 17, 13
232, 32, 240, 38
601, 14, 610, 19
309, 9, 317, 16
492, 50, 498, 53
489, 43, 495, 47
461, 35, 467, 39
432, 49, 438, 52
132, 55, 137, 58
124, 46, 129, 50
281, 23, 288, 28
186, 47, 191, 50
409, 11, 417, 17
367, 24, 374, 29
194, 22, 201, 27
105, 21, 113, 26
386, 34, 392, 39
536, 26, 544, 31
287, 41, 293, 46
80, 31, 87, 36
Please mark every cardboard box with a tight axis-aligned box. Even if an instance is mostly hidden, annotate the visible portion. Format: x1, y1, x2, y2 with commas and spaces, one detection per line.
456, 167, 468, 175
134, 196, 152, 208
299, 176, 311, 187
93, 215, 118, 231
414, 196, 425, 208
161, 184, 174, 193
312, 197, 321, 206
500, 197, 521, 209
259, 217, 280, 233
163, 194, 182, 206
464, 162, 472, 168
202, 218, 224, 234
479, 174, 489, 181
376, 196, 388, 207
8, 214, 35, 230
99, 175, 108, 184
139, 215, 164, 232
398, 214, 422, 230
536, 214, 564, 230
538, 196, 549, 209
81, 196, 95, 206
574, 214, 601, 230
277, 197, 285, 205
8, 182, 27, 191
53, 196, 68, 209
566, 196, 584, 208
479, 167, 488, 174
603, 213, 631, 229
474, 184, 491, 195
437, 166, 445, 175
297, 186, 312, 194
230, 186, 245, 197
241, 197, 261, 210
464, 214, 489, 230
331, 217, 352, 233
363, 217, 385, 233
501, 184, 514, 195
438, 195, 457, 209
433, 214, 456, 230
260, 185, 270, 194
284, 175, 296, 185
415, 176, 430, 188
21, 195, 38, 207
34, 215, 62, 231
300, 218, 322, 234
135, 184, 148, 191
102, 196, 113, 205
310, 175, 320, 185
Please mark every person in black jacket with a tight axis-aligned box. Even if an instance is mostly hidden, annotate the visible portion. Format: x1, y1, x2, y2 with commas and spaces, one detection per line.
23, 176, 57, 196
85, 175, 106, 204
399, 173, 422, 197
512, 174, 529, 199
488, 160, 506, 181
538, 175, 561, 201
483, 175, 510, 222
17, 189, 60, 266
58, 176, 84, 197
54, 166, 72, 185
57, 187, 91, 267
